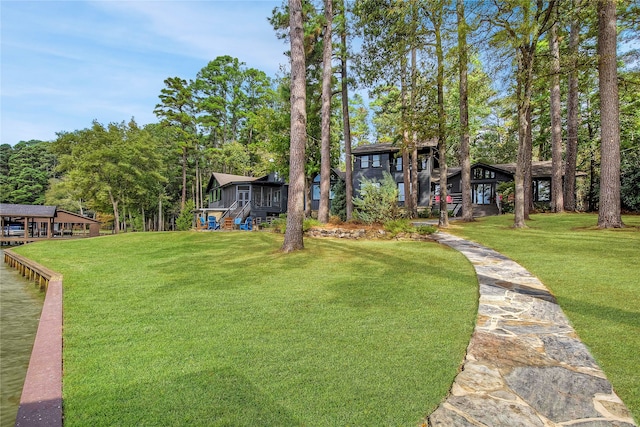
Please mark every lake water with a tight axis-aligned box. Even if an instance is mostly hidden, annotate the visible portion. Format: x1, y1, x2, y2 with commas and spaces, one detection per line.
0, 251, 44, 427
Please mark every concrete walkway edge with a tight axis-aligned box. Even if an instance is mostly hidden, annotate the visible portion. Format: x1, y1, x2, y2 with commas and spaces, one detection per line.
426, 232, 636, 427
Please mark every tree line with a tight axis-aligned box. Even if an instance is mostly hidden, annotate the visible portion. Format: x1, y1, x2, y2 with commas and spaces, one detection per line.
1, 0, 638, 239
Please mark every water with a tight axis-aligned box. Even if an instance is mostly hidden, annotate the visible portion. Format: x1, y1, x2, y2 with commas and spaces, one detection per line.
0, 251, 44, 427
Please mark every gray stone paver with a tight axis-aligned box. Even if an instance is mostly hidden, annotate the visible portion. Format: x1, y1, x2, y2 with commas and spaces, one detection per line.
425, 232, 636, 427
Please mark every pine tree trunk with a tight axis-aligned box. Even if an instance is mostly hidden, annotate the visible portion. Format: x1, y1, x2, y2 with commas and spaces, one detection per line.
457, 0, 473, 222
282, 0, 307, 252
409, 46, 418, 218
435, 18, 448, 228
318, 0, 333, 223
564, 0, 580, 211
597, 0, 623, 228
181, 146, 187, 211
340, 0, 353, 221
400, 55, 414, 216
550, 18, 564, 212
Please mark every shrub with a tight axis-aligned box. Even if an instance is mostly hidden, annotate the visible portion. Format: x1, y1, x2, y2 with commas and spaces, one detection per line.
497, 181, 515, 214
353, 172, 403, 224
329, 215, 343, 225
270, 215, 287, 233
621, 150, 640, 212
329, 179, 347, 221
303, 218, 321, 231
416, 225, 437, 235
176, 200, 195, 231
383, 219, 416, 236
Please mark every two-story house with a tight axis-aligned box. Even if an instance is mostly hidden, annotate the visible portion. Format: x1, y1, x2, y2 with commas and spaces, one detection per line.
351, 141, 439, 208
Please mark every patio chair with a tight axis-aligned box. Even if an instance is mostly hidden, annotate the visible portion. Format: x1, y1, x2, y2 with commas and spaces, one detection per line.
234, 217, 242, 229
239, 217, 253, 231
200, 217, 207, 228
208, 216, 220, 230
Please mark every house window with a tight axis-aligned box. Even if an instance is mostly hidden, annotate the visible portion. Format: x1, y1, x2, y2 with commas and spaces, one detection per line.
211, 187, 222, 202
472, 183, 494, 205
312, 184, 320, 200
395, 156, 403, 172
274, 190, 281, 207
473, 168, 496, 180
265, 188, 273, 207
254, 188, 263, 207
398, 182, 405, 202
372, 154, 381, 168
533, 179, 550, 202
418, 155, 429, 171
361, 156, 369, 168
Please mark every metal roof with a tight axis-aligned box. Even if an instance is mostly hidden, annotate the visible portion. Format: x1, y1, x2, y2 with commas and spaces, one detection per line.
211, 172, 260, 187
0, 204, 57, 218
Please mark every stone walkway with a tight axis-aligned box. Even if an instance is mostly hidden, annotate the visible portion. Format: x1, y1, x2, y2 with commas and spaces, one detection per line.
425, 232, 636, 427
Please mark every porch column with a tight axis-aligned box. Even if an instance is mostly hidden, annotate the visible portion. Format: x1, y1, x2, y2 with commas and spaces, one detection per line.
24, 217, 29, 244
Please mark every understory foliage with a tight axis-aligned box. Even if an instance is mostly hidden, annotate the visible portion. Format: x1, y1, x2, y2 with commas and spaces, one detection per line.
176, 200, 195, 231
621, 149, 640, 212
330, 179, 347, 221
353, 172, 403, 224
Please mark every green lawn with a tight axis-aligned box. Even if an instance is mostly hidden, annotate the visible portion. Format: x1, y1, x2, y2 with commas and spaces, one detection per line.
15, 232, 478, 426
447, 213, 640, 421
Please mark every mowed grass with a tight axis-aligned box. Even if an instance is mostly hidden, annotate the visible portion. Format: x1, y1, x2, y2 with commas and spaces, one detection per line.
15, 231, 478, 426
448, 213, 640, 421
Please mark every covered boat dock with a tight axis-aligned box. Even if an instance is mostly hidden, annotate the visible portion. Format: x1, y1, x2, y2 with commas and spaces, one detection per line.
0, 203, 101, 245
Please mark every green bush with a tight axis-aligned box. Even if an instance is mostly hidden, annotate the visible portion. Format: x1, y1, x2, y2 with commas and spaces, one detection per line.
416, 225, 437, 235
353, 172, 403, 224
621, 150, 640, 212
269, 215, 287, 233
176, 200, 195, 231
383, 219, 416, 236
497, 181, 515, 214
303, 218, 321, 231
330, 179, 347, 221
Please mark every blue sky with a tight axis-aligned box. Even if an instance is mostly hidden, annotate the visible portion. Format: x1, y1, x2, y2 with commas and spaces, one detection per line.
1, 0, 288, 146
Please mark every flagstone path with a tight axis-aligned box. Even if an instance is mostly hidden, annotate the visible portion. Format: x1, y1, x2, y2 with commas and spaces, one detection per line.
425, 232, 636, 427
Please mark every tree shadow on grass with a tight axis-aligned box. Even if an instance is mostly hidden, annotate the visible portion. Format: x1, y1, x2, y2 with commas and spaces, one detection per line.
67, 367, 301, 426
558, 296, 640, 330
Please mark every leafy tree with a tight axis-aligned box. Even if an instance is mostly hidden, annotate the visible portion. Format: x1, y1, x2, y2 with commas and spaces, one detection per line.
52, 120, 165, 233
45, 177, 87, 213
348, 93, 371, 146
485, 0, 557, 228
621, 149, 640, 212
1, 140, 57, 205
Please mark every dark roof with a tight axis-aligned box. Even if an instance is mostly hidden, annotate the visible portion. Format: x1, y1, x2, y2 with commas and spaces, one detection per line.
56, 209, 101, 224
0, 204, 57, 218
432, 161, 586, 182
352, 139, 438, 155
